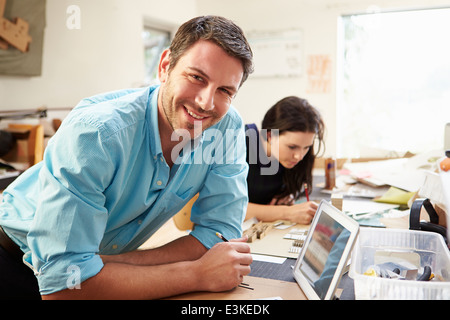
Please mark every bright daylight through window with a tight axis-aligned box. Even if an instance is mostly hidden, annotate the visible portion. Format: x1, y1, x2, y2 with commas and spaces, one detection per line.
339, 7, 450, 158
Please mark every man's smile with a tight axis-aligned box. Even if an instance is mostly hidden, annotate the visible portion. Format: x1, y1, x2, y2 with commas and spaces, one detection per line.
184, 106, 208, 120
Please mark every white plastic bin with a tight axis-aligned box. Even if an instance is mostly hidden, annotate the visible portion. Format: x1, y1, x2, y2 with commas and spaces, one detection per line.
349, 227, 450, 300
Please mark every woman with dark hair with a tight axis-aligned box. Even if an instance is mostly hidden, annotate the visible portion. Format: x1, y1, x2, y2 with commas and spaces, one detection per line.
245, 96, 325, 224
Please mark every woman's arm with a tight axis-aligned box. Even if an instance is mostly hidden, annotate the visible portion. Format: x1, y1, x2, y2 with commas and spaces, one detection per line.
245, 201, 318, 225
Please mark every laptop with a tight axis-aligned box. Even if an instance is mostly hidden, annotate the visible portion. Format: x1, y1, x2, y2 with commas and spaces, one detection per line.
293, 199, 360, 300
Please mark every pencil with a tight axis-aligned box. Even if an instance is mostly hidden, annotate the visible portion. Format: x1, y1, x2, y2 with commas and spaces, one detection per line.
304, 183, 310, 202
238, 284, 254, 290
216, 232, 229, 242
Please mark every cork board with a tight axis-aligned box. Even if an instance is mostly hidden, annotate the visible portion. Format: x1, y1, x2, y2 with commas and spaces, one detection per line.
0, 0, 46, 76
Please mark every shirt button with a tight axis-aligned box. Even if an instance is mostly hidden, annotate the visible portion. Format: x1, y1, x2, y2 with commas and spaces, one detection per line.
157, 180, 162, 186
138, 220, 143, 225
112, 244, 118, 250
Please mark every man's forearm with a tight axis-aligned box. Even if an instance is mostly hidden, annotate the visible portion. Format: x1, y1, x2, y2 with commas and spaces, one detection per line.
42, 235, 252, 300
43, 235, 208, 300
42, 259, 203, 300
101, 235, 207, 266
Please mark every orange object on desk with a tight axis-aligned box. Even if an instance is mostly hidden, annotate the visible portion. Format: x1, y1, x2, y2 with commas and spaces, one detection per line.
441, 157, 450, 172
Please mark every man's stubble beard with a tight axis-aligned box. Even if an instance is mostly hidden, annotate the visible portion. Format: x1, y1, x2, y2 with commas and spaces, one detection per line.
159, 82, 224, 137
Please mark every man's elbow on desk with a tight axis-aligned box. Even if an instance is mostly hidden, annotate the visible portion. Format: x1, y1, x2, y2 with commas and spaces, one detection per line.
41, 237, 252, 300
41, 260, 203, 300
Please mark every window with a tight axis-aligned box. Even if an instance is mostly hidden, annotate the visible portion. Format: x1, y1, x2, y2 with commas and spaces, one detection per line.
339, 8, 450, 157
142, 26, 171, 85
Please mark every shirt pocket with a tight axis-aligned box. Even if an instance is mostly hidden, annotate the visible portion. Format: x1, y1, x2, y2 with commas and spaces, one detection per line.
99, 187, 198, 254
162, 187, 194, 216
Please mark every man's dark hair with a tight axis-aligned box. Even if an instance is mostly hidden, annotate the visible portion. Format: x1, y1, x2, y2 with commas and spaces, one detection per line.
169, 15, 254, 86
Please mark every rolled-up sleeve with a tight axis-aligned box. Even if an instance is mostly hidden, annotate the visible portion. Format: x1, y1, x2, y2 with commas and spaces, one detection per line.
28, 120, 116, 295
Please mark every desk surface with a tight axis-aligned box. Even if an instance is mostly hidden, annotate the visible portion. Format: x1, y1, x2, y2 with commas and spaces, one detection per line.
169, 276, 306, 300
247, 222, 309, 259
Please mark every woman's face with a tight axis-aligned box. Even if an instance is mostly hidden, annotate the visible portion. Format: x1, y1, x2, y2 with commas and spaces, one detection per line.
269, 131, 316, 169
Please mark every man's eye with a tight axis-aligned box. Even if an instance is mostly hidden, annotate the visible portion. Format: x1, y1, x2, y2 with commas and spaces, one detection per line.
220, 88, 232, 96
191, 74, 203, 82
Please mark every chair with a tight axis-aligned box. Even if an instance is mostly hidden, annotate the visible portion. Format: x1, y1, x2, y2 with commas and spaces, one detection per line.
1, 123, 44, 169
172, 193, 198, 231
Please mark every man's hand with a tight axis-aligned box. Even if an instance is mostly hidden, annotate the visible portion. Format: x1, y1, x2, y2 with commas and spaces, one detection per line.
194, 236, 252, 292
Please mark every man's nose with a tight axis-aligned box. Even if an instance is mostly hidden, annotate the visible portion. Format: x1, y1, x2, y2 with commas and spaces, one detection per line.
196, 87, 215, 111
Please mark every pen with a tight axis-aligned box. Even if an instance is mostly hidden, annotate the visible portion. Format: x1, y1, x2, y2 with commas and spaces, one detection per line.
216, 232, 229, 242
304, 183, 310, 202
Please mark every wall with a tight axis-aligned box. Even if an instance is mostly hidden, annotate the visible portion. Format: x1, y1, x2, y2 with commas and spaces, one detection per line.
0, 0, 197, 112
196, 0, 450, 156
1, 0, 449, 155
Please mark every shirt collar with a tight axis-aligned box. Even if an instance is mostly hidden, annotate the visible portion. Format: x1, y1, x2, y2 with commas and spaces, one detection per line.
148, 85, 163, 159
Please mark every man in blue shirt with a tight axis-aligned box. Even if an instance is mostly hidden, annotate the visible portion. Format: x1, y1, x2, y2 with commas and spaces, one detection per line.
0, 15, 254, 299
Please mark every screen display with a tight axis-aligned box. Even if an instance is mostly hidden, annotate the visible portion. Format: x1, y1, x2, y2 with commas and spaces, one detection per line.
297, 209, 351, 299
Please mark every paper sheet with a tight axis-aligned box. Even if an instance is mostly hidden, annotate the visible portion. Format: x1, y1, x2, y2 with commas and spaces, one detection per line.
251, 254, 286, 264
374, 187, 415, 205
343, 199, 398, 215
439, 159, 450, 236
344, 150, 443, 192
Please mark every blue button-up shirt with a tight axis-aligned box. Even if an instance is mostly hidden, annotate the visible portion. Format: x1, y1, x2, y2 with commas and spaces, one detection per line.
0, 85, 248, 295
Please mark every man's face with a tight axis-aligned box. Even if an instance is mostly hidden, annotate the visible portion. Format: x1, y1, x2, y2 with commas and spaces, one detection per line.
158, 40, 244, 138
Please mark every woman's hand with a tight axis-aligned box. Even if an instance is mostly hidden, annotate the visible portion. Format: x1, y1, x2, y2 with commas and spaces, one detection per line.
283, 201, 318, 225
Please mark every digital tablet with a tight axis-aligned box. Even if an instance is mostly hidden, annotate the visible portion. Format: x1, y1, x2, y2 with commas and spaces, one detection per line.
293, 199, 360, 300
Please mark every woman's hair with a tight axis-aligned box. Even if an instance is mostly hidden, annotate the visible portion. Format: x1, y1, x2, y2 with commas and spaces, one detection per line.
169, 15, 254, 86
261, 96, 325, 201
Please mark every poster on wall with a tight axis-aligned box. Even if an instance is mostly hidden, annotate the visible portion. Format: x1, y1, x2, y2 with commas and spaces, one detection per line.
306, 54, 332, 94
0, 0, 46, 76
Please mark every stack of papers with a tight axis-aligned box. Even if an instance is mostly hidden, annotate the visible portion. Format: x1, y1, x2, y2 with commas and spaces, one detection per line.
343, 150, 442, 192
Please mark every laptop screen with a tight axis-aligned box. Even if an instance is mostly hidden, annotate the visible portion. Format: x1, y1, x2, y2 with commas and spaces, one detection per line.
294, 200, 359, 300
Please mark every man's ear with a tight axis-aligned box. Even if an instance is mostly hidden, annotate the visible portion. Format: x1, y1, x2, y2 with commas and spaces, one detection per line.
158, 49, 171, 83
266, 130, 271, 142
